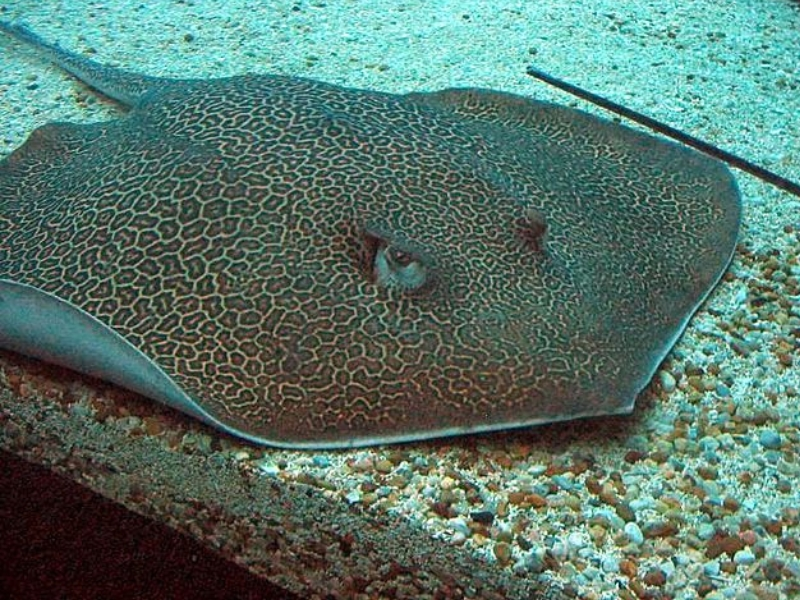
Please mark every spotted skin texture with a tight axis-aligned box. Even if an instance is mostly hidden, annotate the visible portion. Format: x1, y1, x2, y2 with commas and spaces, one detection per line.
0, 30, 740, 447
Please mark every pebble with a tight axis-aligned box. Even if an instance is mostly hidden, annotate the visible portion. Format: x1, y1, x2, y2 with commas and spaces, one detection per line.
619, 559, 637, 578
659, 560, 675, 578
601, 556, 619, 573
552, 475, 575, 491
449, 517, 470, 536
616, 502, 636, 523
659, 370, 677, 393
412, 456, 429, 469
697, 523, 716, 540
450, 531, 466, 545
701, 479, 721, 497
673, 554, 692, 567
312, 455, 331, 467
375, 459, 394, 473
673, 437, 690, 453
759, 429, 782, 449
232, 450, 250, 461
699, 436, 721, 453
761, 558, 785, 582
494, 542, 512, 564
740, 529, 758, 545
255, 460, 280, 476
734, 548, 756, 565
518, 549, 546, 574
440, 476, 456, 490
470, 510, 494, 525
495, 526, 513, 543
715, 382, 731, 396
629, 498, 654, 513
567, 532, 587, 551
588, 524, 607, 546
718, 433, 736, 449
550, 540, 569, 561
778, 457, 800, 477
528, 464, 548, 476
706, 532, 744, 558
703, 559, 721, 576
349, 457, 374, 471
642, 520, 679, 538
642, 567, 666, 586
344, 490, 362, 504
527, 493, 548, 508
624, 522, 644, 545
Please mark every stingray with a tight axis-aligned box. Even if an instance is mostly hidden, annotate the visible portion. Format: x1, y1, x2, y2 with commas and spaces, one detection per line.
0, 22, 746, 449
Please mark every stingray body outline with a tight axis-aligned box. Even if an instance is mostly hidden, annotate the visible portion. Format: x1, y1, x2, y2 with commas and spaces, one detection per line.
0, 21, 742, 448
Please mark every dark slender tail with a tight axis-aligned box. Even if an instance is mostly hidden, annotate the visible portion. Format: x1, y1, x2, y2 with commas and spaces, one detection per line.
526, 66, 800, 199
0, 20, 164, 107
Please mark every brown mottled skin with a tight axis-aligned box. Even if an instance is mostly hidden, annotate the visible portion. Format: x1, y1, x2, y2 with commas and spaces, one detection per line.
0, 23, 740, 447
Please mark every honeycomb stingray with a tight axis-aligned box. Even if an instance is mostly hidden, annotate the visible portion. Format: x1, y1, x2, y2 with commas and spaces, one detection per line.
0, 22, 741, 449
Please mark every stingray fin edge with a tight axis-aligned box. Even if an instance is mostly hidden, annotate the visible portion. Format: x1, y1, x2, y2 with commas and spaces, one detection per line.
0, 279, 221, 428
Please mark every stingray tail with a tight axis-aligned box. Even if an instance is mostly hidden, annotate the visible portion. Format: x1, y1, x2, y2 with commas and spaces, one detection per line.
0, 21, 165, 107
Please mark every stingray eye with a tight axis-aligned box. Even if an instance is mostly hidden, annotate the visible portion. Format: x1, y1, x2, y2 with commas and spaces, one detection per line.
386, 247, 414, 267
374, 241, 429, 291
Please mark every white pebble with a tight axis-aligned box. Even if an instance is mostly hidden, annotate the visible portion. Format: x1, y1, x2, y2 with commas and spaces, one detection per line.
699, 436, 720, 452
624, 522, 644, 545
567, 532, 586, 551
733, 285, 748, 305
550, 541, 568, 561
703, 560, 721, 577
440, 476, 456, 490
518, 549, 545, 574
659, 370, 677, 392
344, 490, 362, 504
449, 517, 470, 536
256, 461, 280, 476
697, 523, 716, 540
601, 556, 619, 573
660, 560, 675, 578
673, 554, 692, 566
528, 464, 547, 476
630, 498, 655, 512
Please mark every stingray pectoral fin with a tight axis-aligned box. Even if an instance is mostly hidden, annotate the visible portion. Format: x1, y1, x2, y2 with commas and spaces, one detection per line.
0, 279, 220, 428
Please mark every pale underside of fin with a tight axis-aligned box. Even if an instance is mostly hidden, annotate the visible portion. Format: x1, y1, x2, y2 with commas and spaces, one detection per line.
0, 279, 227, 432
